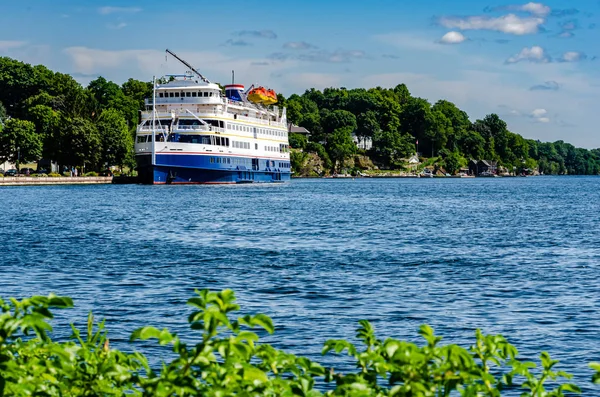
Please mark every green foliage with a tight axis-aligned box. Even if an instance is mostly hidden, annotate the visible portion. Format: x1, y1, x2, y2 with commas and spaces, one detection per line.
0, 118, 42, 168
326, 126, 356, 171
372, 130, 414, 168
289, 133, 308, 150
84, 171, 99, 177
439, 149, 465, 175
96, 108, 133, 168
306, 142, 333, 170
1, 290, 593, 396
59, 117, 101, 170
0, 101, 6, 120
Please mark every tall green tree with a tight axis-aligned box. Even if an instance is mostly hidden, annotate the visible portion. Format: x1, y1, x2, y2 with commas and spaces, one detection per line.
372, 130, 414, 168
96, 108, 133, 169
326, 126, 356, 171
322, 110, 357, 135
59, 117, 101, 171
0, 118, 42, 170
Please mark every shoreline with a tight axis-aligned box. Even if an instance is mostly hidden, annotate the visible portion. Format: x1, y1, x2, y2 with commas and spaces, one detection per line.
0, 176, 113, 186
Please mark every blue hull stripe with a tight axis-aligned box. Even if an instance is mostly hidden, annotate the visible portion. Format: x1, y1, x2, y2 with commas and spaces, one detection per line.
136, 154, 291, 184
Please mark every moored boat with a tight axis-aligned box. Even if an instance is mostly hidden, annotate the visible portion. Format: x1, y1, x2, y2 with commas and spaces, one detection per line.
134, 49, 291, 184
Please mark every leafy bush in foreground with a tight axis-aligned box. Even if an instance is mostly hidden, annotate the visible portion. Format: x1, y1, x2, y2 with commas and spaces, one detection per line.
1, 290, 598, 396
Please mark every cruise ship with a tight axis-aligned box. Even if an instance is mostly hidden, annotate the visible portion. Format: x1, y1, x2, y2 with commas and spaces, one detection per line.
135, 50, 291, 184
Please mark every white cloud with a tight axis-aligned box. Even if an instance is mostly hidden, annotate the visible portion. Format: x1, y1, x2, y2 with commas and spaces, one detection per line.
98, 6, 142, 15
0, 41, 26, 51
439, 14, 544, 35
519, 2, 551, 17
506, 46, 550, 63
530, 109, 550, 123
439, 31, 467, 44
531, 108, 547, 118
283, 41, 317, 50
560, 51, 587, 62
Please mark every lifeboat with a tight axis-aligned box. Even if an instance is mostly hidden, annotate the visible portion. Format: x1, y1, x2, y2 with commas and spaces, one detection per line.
247, 86, 278, 105
263, 89, 278, 105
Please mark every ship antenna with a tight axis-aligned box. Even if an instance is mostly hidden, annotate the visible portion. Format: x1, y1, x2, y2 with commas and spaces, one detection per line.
165, 48, 210, 83
232, 70, 235, 85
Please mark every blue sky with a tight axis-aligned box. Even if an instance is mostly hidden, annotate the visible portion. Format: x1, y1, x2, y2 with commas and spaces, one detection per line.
1, 0, 599, 147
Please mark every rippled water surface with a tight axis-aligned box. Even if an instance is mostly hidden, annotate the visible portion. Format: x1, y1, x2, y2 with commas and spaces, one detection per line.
1, 177, 600, 392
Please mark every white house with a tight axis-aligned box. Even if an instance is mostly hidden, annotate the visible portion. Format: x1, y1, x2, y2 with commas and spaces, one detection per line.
352, 133, 373, 150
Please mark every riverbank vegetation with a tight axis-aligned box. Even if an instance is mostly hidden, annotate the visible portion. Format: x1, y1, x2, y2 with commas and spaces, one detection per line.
0, 57, 151, 173
284, 87, 600, 176
1, 56, 599, 176
1, 289, 597, 396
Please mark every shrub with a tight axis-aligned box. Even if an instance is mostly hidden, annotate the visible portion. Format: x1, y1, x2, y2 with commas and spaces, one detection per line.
0, 290, 594, 396
48, 172, 62, 177
85, 171, 99, 177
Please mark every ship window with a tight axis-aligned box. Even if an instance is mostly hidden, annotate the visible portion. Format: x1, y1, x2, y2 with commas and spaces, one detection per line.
203, 92, 208, 97
175, 92, 180, 97
185, 92, 191, 97
137, 136, 146, 143
210, 157, 214, 163
169, 92, 174, 97
255, 143, 258, 150
192, 92, 197, 97
159, 93, 164, 98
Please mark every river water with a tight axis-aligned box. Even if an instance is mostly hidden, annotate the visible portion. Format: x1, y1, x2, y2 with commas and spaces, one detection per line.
1, 177, 599, 393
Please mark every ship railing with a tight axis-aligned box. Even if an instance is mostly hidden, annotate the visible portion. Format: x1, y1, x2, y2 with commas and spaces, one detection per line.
146, 97, 222, 106
173, 125, 210, 132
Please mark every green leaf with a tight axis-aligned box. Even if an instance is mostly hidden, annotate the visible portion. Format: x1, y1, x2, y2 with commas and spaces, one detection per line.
251, 314, 274, 334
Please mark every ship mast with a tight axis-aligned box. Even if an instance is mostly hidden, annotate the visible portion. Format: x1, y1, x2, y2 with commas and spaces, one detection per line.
165, 49, 210, 83
151, 76, 156, 167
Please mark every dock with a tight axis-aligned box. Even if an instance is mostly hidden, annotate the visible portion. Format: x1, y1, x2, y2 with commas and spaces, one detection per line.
0, 176, 113, 186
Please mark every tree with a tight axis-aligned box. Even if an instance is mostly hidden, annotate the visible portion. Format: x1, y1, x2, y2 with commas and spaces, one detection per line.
357, 111, 380, 140
0, 101, 6, 121
96, 108, 133, 169
424, 110, 451, 157
59, 117, 101, 171
326, 126, 356, 171
439, 149, 463, 175
288, 133, 307, 150
398, 97, 431, 146
432, 100, 470, 150
322, 110, 357, 135
372, 130, 414, 168
0, 118, 42, 170
26, 104, 61, 160
459, 130, 486, 159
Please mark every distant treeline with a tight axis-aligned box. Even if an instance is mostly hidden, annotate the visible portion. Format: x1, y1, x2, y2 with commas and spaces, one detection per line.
282, 86, 600, 175
1, 56, 599, 175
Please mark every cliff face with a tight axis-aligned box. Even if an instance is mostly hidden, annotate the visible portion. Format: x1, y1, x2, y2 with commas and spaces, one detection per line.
291, 150, 377, 177
291, 150, 327, 177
